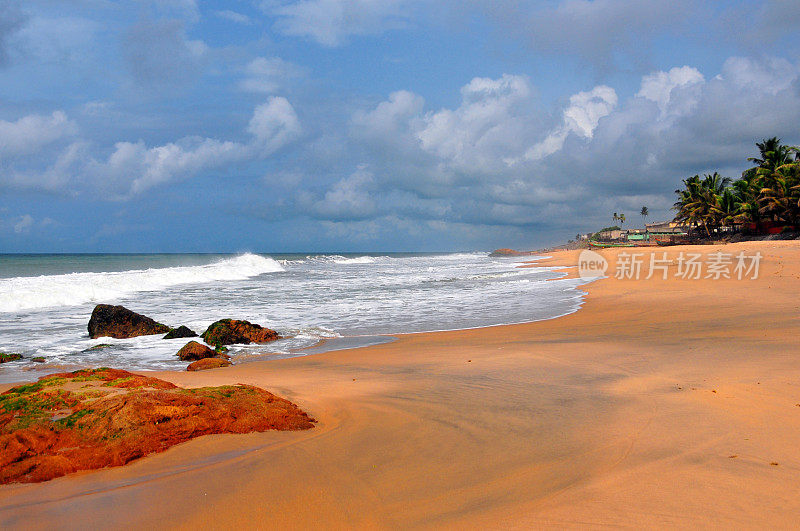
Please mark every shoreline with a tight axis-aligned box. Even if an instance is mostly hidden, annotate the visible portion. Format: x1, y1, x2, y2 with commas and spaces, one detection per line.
0, 252, 581, 388
2, 240, 800, 527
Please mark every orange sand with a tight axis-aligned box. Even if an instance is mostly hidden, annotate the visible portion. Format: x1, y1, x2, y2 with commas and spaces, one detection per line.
1, 241, 799, 528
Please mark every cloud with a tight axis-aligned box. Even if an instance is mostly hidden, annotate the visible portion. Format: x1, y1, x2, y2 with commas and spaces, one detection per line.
215, 10, 253, 25
338, 58, 800, 235
3, 141, 88, 192
82, 101, 113, 116
719, 56, 797, 96
636, 66, 704, 116
0, 111, 77, 158
417, 74, 533, 172
13, 214, 34, 234
267, 0, 416, 46
351, 90, 425, 157
0, 98, 301, 197
247, 97, 303, 154
754, 0, 800, 43
95, 97, 301, 195
14, 16, 98, 64
8, 213, 53, 234
306, 167, 377, 220
123, 19, 207, 88
104, 138, 244, 195
239, 57, 307, 94
0, 0, 26, 66
481, 0, 692, 71
524, 85, 617, 161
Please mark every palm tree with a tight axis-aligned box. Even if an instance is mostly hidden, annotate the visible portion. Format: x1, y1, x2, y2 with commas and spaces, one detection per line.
746, 137, 795, 173
732, 172, 760, 224
674, 175, 704, 236
673, 173, 729, 237
759, 163, 800, 224
673, 138, 800, 234
618, 213, 626, 224
744, 138, 798, 225
711, 188, 740, 227
612, 212, 619, 224
640, 206, 649, 228
701, 172, 731, 196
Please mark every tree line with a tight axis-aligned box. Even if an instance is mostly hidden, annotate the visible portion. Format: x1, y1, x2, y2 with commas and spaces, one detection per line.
673, 138, 800, 236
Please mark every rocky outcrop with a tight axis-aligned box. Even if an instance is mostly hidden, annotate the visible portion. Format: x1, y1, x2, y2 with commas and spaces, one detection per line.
0, 353, 22, 363
201, 319, 280, 346
163, 326, 198, 340
488, 248, 536, 257
88, 304, 170, 339
176, 341, 219, 361
187, 357, 231, 371
0, 368, 315, 484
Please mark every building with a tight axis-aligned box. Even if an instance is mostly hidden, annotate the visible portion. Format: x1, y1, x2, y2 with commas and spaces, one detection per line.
645, 221, 687, 234
594, 221, 689, 242
597, 229, 624, 240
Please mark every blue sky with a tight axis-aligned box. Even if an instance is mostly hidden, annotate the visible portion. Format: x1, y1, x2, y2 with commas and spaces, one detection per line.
1, 0, 799, 252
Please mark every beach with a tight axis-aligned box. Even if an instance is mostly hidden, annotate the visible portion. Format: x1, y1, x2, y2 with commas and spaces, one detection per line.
2, 240, 800, 528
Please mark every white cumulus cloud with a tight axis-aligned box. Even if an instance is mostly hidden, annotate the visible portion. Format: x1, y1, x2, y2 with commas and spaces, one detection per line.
0, 111, 77, 158
351, 90, 424, 146
247, 97, 303, 155
417, 74, 532, 170
637, 66, 704, 116
524, 85, 617, 161
93, 97, 302, 196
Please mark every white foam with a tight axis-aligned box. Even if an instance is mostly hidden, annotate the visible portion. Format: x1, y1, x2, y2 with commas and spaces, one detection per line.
333, 256, 378, 264
0, 253, 283, 312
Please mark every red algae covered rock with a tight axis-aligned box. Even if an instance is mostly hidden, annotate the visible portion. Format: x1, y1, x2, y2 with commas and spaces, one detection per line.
0, 368, 315, 484
201, 319, 280, 346
176, 341, 218, 361
187, 357, 231, 371
0, 352, 23, 363
88, 304, 170, 339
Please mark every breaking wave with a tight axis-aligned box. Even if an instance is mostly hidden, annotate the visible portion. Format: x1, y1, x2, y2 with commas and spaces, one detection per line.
0, 253, 283, 312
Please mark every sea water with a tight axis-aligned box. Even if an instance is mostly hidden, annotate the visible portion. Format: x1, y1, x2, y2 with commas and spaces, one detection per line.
0, 252, 585, 383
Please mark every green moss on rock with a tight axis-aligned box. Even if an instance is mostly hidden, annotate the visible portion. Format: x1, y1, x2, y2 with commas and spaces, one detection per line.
0, 352, 23, 363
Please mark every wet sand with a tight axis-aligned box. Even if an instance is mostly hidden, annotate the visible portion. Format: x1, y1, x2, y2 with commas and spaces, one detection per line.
2, 241, 800, 528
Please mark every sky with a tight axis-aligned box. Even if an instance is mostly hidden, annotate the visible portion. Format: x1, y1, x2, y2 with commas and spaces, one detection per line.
1, 0, 799, 253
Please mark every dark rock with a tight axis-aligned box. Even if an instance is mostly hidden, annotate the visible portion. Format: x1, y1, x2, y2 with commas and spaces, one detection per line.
176, 341, 218, 361
31, 357, 46, 363
201, 319, 280, 346
88, 304, 170, 339
163, 326, 198, 340
0, 353, 22, 363
187, 357, 231, 371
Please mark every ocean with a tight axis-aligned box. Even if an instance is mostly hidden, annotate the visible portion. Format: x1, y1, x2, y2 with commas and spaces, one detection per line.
0, 252, 586, 383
